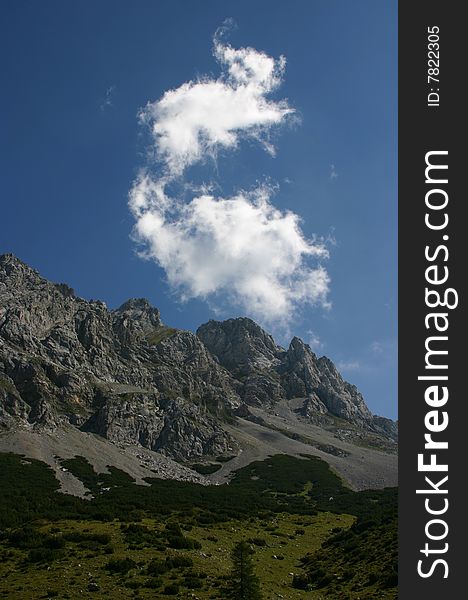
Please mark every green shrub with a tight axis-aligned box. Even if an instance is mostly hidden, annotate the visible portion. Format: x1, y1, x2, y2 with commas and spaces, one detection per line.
163, 583, 179, 595
63, 531, 110, 545
292, 574, 309, 590
184, 577, 203, 589
190, 463, 222, 475
27, 547, 63, 563
247, 537, 267, 547
105, 557, 137, 574
147, 559, 170, 576
143, 577, 163, 589
166, 555, 193, 569
167, 535, 201, 550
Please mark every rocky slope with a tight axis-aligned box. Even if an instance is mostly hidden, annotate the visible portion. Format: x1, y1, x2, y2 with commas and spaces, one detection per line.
0, 253, 397, 488
197, 318, 396, 437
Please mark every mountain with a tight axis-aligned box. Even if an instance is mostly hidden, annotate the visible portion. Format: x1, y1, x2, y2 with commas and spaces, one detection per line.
0, 253, 397, 492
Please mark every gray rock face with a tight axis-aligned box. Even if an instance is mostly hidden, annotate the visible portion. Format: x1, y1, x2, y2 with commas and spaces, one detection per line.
113, 298, 161, 343
0, 253, 397, 464
197, 317, 283, 373
0, 254, 238, 458
198, 319, 395, 439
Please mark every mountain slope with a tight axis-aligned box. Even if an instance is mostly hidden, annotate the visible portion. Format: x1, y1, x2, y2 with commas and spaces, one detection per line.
0, 253, 397, 490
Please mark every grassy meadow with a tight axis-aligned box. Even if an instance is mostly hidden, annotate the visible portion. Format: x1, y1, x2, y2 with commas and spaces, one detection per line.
0, 453, 397, 599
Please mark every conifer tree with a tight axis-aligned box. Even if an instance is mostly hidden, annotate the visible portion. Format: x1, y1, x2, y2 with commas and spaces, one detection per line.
225, 540, 263, 600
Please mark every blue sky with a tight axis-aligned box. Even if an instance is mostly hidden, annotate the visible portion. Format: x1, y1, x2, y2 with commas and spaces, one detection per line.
0, 1, 397, 419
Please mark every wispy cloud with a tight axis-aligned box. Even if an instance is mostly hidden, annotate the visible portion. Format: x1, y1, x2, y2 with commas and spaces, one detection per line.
307, 330, 324, 353
370, 341, 384, 355
139, 32, 294, 177
100, 85, 116, 111
329, 164, 338, 181
337, 360, 361, 372
129, 26, 331, 325
338, 339, 397, 376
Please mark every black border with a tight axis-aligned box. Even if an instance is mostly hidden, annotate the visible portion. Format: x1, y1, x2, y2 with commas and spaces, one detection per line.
399, 2, 465, 596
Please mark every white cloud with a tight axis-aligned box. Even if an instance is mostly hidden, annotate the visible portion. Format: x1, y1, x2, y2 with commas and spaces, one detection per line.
330, 164, 338, 180
139, 38, 294, 176
307, 330, 324, 353
131, 182, 330, 323
129, 30, 331, 324
370, 341, 384, 354
337, 360, 361, 372
100, 85, 116, 111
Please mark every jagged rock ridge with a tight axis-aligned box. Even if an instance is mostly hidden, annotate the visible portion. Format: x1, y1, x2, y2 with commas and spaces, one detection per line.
0, 253, 396, 467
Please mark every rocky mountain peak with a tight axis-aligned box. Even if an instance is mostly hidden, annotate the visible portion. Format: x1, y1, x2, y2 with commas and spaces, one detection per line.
197, 317, 283, 373
1, 253, 41, 288
1, 253, 76, 299
0, 252, 26, 269
286, 336, 316, 360
113, 298, 161, 335
0, 256, 397, 469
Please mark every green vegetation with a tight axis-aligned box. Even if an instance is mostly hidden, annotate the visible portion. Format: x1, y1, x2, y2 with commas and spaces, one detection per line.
224, 540, 263, 599
216, 454, 237, 463
294, 514, 397, 598
146, 325, 178, 345
0, 451, 397, 598
191, 462, 222, 475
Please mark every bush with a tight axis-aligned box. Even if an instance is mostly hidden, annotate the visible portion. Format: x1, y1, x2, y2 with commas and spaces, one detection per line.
190, 463, 221, 475
44, 536, 65, 550
63, 531, 111, 545
315, 574, 333, 588
27, 547, 63, 563
105, 557, 137, 574
167, 555, 193, 569
247, 537, 267, 547
124, 580, 141, 589
121, 523, 160, 547
184, 576, 203, 589
143, 577, 163, 589
167, 535, 201, 550
8, 527, 44, 549
292, 574, 309, 590
147, 559, 170, 576
163, 583, 180, 595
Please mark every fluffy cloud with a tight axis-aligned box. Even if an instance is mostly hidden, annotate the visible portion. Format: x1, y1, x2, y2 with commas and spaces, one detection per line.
139, 39, 294, 176
130, 32, 330, 324
130, 182, 329, 322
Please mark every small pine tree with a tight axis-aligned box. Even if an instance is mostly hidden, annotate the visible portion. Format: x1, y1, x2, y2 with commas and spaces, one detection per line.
225, 540, 263, 600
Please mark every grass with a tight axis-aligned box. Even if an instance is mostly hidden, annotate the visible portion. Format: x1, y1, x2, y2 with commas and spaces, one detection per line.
146, 326, 178, 346
0, 451, 397, 598
0, 512, 354, 599
296, 515, 398, 598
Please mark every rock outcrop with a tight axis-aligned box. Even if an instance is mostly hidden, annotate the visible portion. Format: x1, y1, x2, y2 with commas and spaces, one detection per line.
0, 254, 238, 458
198, 319, 391, 438
0, 253, 397, 465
